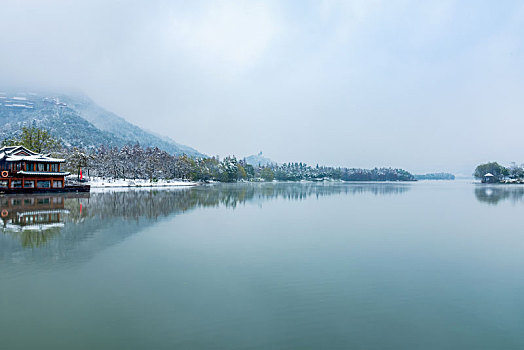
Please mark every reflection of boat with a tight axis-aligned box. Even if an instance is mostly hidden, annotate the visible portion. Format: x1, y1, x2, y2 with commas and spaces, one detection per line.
0, 193, 89, 232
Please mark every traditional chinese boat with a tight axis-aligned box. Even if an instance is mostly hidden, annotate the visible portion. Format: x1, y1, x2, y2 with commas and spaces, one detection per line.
0, 146, 90, 193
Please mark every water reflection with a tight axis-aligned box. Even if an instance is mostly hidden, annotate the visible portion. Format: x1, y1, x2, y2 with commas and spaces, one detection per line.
474, 185, 524, 205
0, 183, 410, 259
189, 182, 411, 209
0, 193, 88, 248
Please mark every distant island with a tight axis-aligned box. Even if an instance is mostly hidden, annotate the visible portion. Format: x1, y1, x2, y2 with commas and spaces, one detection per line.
474, 162, 524, 184
414, 173, 455, 180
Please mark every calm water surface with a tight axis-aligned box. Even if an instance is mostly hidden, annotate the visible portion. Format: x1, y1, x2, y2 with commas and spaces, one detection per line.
1, 181, 524, 349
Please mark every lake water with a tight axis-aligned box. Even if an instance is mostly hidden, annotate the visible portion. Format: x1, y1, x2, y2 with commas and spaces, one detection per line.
1, 181, 524, 349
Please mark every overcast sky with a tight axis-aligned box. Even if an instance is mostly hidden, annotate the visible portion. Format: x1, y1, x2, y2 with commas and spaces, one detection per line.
1, 0, 523, 174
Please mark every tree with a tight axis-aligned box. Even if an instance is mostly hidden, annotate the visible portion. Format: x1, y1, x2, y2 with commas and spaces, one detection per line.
237, 165, 247, 180
260, 167, 274, 182
2, 125, 61, 153
144, 147, 164, 182
473, 162, 509, 180
65, 148, 91, 180
218, 156, 239, 182
173, 155, 195, 179
244, 164, 255, 180
508, 162, 524, 179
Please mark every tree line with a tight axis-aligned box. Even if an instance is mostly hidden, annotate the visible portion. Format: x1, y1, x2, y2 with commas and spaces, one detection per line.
63, 145, 415, 182
414, 173, 455, 180
2, 126, 416, 182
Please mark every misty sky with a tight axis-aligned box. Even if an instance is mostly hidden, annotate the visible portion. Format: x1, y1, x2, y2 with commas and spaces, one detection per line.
1, 0, 524, 174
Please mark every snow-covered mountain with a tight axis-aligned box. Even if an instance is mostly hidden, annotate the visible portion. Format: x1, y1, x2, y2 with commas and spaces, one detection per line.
0, 91, 204, 157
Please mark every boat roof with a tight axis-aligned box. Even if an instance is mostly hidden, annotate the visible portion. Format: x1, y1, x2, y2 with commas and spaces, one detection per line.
16, 171, 70, 176
0, 145, 64, 163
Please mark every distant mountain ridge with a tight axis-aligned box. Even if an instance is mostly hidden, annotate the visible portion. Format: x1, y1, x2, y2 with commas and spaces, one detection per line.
0, 90, 204, 157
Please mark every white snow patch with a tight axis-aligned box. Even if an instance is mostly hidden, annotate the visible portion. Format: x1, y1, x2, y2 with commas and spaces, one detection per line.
5, 104, 33, 108
82, 176, 197, 189
5, 222, 65, 232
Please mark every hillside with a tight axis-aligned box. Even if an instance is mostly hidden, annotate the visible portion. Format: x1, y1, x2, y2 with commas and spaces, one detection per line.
244, 152, 275, 167
0, 91, 204, 157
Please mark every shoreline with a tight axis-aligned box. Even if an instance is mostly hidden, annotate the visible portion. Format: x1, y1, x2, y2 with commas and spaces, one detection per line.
76, 177, 435, 191
80, 177, 198, 189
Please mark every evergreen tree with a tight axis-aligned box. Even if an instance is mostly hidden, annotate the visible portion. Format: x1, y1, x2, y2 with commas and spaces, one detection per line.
2, 125, 61, 153
261, 167, 275, 182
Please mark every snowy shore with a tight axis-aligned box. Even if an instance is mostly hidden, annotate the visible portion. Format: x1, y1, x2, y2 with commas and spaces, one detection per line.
75, 177, 197, 189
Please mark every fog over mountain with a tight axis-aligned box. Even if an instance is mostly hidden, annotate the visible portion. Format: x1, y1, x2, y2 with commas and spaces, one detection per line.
1, 1, 523, 175
0, 91, 204, 157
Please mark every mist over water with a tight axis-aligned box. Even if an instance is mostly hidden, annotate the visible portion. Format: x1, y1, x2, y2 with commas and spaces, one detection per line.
1, 182, 524, 349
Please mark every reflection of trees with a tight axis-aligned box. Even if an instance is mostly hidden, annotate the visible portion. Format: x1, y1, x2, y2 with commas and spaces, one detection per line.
1, 183, 411, 250
474, 186, 524, 205
83, 183, 412, 218
4, 227, 62, 248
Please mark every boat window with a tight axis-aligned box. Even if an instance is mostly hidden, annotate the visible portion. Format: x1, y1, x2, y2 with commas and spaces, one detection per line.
38, 163, 44, 171
11, 180, 22, 188
37, 180, 51, 188
52, 180, 63, 188
24, 180, 35, 188
0, 180, 7, 188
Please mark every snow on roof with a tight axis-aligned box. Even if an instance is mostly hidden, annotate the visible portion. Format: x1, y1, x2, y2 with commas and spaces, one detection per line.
7, 155, 65, 162
484, 173, 494, 177
17, 209, 70, 217
17, 171, 70, 176
4, 104, 33, 108
0, 146, 64, 162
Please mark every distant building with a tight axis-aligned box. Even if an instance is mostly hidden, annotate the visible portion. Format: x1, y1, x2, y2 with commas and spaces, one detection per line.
0, 146, 70, 191
482, 173, 497, 183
